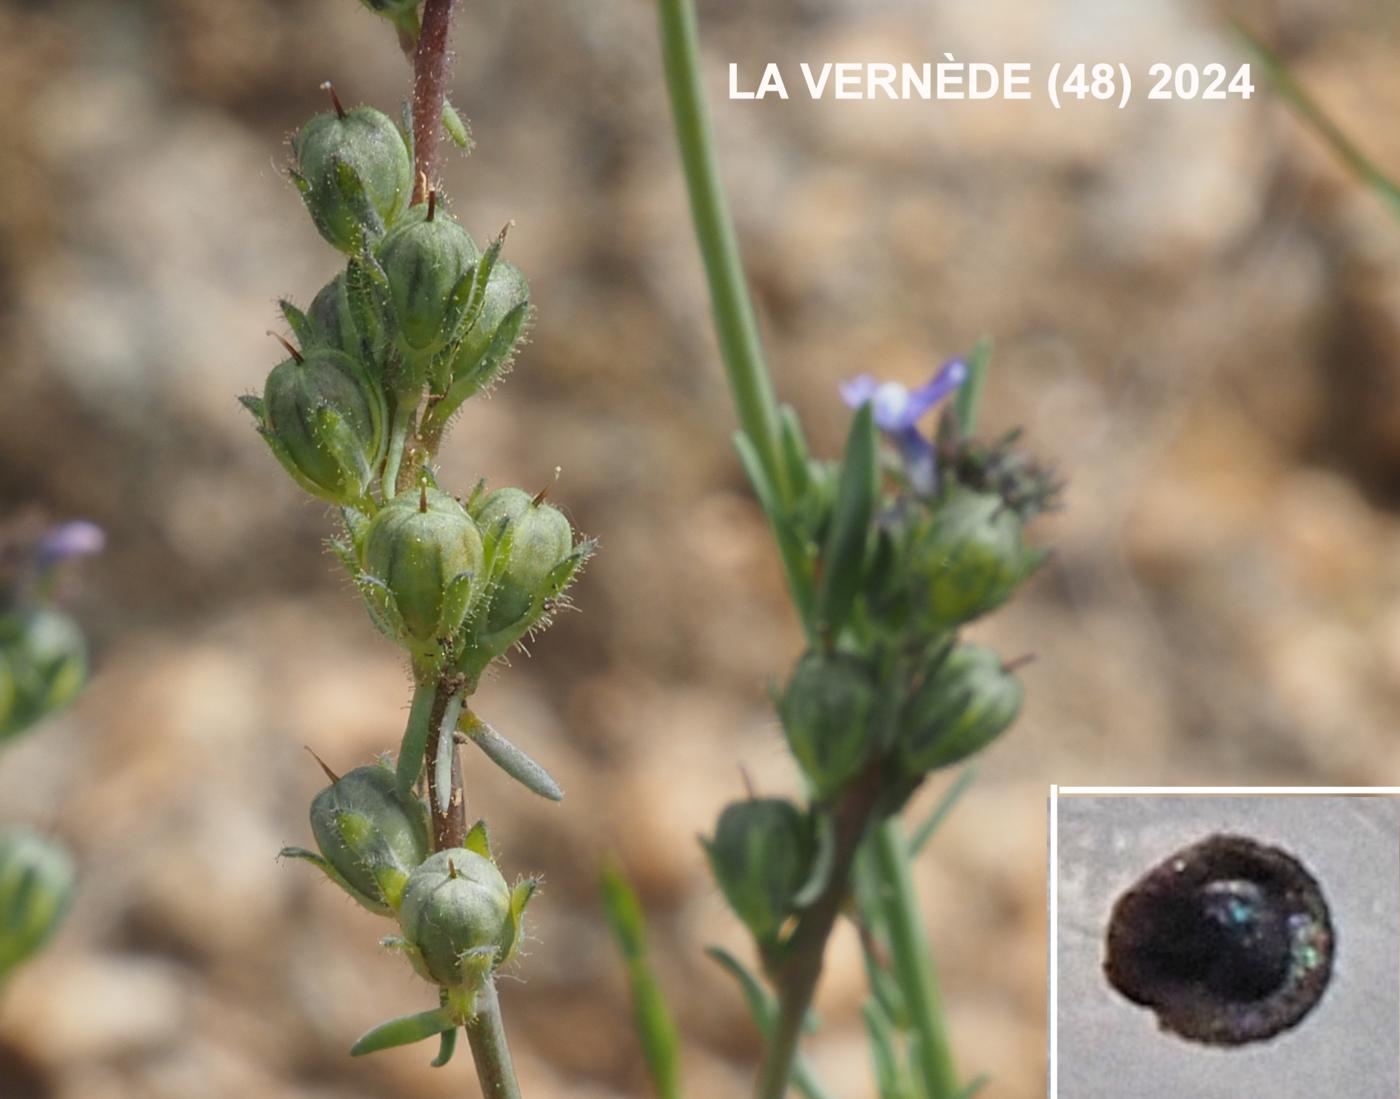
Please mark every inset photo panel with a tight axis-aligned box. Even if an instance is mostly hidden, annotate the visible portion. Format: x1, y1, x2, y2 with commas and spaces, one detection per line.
1050, 788, 1400, 1099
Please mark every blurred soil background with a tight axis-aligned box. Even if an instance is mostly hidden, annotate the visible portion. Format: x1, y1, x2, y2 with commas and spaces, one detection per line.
3, 0, 1400, 1096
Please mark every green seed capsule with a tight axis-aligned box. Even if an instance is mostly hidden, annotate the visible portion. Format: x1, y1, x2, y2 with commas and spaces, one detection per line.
363, 488, 484, 647
396, 848, 516, 989
378, 203, 480, 376
292, 104, 411, 254
0, 607, 87, 744
703, 799, 813, 944
306, 269, 390, 379
255, 349, 384, 507
449, 258, 530, 392
0, 828, 76, 982
908, 486, 1042, 630
308, 273, 359, 356
898, 644, 1022, 775
303, 763, 430, 915
780, 649, 877, 800
472, 487, 574, 635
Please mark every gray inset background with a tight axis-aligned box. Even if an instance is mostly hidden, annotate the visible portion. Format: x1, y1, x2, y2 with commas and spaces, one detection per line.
1055, 795, 1400, 1099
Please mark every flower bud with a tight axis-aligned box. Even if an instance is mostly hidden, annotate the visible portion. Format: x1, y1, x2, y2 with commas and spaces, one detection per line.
703, 799, 813, 943
246, 348, 385, 507
286, 762, 430, 915
0, 607, 87, 744
909, 486, 1042, 629
471, 488, 575, 636
780, 649, 877, 800
292, 103, 411, 254
898, 644, 1022, 776
362, 488, 484, 652
0, 828, 76, 982
378, 203, 480, 376
396, 848, 530, 991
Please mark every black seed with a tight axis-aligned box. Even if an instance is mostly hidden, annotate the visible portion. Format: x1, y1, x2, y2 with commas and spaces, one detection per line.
1103, 833, 1334, 1046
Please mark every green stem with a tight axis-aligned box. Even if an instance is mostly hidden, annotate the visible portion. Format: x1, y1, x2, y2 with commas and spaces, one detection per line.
382, 397, 415, 499
870, 820, 959, 1099
464, 980, 523, 1099
657, 0, 788, 505
755, 989, 808, 1099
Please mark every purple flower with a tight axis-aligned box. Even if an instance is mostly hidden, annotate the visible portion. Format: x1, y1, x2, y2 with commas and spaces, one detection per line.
35, 521, 106, 570
840, 359, 967, 493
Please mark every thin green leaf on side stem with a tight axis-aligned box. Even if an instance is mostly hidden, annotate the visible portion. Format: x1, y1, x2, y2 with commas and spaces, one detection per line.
908, 767, 977, 858
861, 999, 905, 1099
734, 432, 816, 636
350, 1006, 456, 1056
1234, 21, 1400, 220
953, 338, 992, 437
706, 947, 839, 1099
869, 821, 961, 1099
814, 401, 877, 637
396, 678, 439, 796
600, 864, 685, 1099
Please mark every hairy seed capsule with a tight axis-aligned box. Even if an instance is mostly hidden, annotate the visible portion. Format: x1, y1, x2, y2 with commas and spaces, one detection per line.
703, 799, 813, 944
0, 607, 87, 744
780, 649, 877, 800
0, 828, 76, 982
397, 848, 516, 989
257, 349, 383, 506
450, 258, 530, 391
378, 204, 480, 376
472, 487, 574, 635
897, 644, 1022, 776
908, 486, 1042, 629
306, 763, 430, 914
292, 105, 411, 253
362, 488, 484, 645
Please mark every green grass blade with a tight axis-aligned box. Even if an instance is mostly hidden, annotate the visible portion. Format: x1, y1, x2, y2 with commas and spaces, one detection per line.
1234, 21, 1400, 219
599, 864, 684, 1099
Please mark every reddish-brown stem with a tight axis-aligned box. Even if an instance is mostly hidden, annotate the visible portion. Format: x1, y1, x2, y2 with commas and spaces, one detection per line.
755, 764, 886, 1099
411, 0, 459, 205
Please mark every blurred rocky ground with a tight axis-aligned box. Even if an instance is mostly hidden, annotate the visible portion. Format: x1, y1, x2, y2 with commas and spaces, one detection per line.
2, 0, 1400, 1096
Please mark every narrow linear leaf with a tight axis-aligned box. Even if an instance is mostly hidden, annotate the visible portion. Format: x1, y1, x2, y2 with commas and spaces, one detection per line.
431, 989, 458, 1067
908, 767, 977, 858
434, 693, 464, 815
778, 404, 813, 500
442, 99, 473, 150
862, 999, 903, 1099
1234, 21, 1400, 220
705, 948, 839, 1099
600, 864, 684, 1099
396, 680, 438, 796
463, 715, 564, 801
953, 1073, 991, 1099
734, 431, 816, 630
350, 1006, 456, 1057
431, 1024, 458, 1067
814, 401, 877, 635
953, 338, 992, 436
